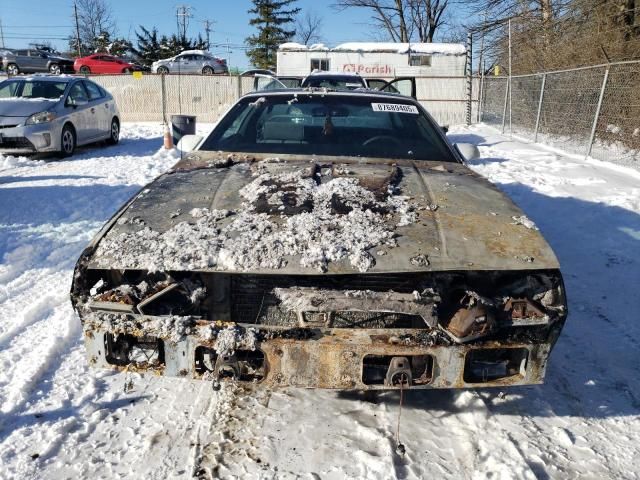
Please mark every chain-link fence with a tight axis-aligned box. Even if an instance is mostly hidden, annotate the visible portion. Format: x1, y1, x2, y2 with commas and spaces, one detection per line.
89, 74, 255, 123
88, 73, 479, 126
481, 61, 640, 169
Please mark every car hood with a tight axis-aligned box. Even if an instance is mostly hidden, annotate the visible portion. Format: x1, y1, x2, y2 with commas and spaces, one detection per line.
87, 153, 560, 274
153, 58, 173, 66
0, 98, 59, 118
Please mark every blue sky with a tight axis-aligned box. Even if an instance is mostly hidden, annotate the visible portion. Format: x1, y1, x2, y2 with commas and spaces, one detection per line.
0, 0, 463, 69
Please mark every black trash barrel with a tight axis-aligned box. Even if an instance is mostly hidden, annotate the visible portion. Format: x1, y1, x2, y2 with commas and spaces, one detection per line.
171, 115, 197, 145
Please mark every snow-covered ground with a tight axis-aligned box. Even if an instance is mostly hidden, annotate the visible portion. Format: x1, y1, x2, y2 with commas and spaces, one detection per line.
0, 123, 638, 479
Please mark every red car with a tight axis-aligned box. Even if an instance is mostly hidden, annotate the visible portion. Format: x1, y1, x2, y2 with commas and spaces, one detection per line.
74, 54, 136, 74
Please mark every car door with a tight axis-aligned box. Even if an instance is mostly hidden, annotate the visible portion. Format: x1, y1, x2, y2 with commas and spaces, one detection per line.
90, 55, 105, 73
29, 50, 47, 72
15, 50, 32, 71
102, 56, 119, 74
178, 54, 194, 74
64, 81, 93, 143
375, 77, 417, 99
83, 80, 109, 136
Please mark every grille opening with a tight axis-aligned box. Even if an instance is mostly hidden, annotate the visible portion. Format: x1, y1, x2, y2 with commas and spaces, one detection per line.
362, 354, 433, 386
332, 311, 427, 328
463, 348, 528, 383
104, 333, 165, 367
194, 347, 267, 382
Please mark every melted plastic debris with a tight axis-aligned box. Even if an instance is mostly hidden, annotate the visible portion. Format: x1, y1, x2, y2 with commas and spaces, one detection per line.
84, 312, 195, 343
511, 215, 539, 230
94, 164, 417, 273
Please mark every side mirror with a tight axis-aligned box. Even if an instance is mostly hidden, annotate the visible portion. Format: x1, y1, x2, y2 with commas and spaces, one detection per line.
67, 98, 88, 108
441, 125, 449, 134
176, 134, 203, 152
455, 143, 481, 161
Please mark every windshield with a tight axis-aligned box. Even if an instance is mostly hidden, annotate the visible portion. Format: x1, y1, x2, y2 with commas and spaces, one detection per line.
200, 94, 457, 162
0, 80, 66, 100
301, 75, 366, 90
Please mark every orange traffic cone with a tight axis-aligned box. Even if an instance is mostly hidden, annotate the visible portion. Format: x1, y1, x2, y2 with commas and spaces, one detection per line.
163, 123, 173, 149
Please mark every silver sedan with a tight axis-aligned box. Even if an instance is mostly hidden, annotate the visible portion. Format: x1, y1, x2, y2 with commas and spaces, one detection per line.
151, 50, 228, 75
0, 76, 120, 157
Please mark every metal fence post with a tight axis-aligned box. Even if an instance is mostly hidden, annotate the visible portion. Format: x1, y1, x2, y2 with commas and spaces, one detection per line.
534, 73, 546, 142
161, 74, 167, 124
586, 67, 610, 159
501, 78, 509, 133
508, 18, 512, 135
477, 61, 485, 123
465, 32, 473, 126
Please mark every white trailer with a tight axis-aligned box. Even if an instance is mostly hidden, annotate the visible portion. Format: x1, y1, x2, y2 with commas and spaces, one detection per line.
276, 42, 466, 78
276, 42, 473, 126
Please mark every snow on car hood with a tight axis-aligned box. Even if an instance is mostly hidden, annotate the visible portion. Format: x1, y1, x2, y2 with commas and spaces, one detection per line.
88, 155, 560, 274
0, 97, 60, 117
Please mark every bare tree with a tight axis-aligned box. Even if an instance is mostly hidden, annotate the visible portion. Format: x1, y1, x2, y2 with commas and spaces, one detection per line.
333, 0, 453, 42
74, 0, 116, 52
333, 1, 410, 42
408, 0, 450, 42
296, 10, 324, 45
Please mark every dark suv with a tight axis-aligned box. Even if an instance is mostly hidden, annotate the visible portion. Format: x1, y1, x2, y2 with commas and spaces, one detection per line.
1, 49, 74, 75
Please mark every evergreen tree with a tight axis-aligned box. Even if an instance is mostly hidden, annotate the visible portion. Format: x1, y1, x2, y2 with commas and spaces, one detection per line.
246, 0, 300, 69
135, 26, 162, 65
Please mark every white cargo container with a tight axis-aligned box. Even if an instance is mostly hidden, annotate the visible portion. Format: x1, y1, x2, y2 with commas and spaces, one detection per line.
276, 42, 467, 78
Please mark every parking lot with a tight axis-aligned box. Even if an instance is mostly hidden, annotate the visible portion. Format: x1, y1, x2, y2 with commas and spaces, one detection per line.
0, 123, 638, 479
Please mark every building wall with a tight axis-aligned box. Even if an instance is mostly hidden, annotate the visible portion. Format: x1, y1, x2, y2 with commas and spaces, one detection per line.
276, 50, 466, 77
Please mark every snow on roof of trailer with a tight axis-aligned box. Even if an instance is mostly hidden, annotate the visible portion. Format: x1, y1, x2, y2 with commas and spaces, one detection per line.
279, 42, 466, 55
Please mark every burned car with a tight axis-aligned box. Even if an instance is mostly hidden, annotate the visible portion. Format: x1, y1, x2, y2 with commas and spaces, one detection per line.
71, 90, 567, 390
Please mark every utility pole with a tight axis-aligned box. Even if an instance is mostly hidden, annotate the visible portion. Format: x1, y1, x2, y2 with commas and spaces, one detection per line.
226, 37, 231, 70
176, 5, 193, 42
0, 19, 5, 49
202, 19, 215, 50
73, 1, 82, 56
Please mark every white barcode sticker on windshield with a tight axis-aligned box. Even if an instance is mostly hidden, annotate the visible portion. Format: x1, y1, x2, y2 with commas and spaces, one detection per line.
371, 103, 419, 114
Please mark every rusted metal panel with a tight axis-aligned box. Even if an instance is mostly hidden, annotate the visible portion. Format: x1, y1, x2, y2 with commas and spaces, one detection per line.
82, 323, 549, 390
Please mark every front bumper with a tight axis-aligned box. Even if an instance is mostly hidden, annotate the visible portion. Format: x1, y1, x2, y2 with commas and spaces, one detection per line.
0, 121, 62, 154
82, 315, 552, 390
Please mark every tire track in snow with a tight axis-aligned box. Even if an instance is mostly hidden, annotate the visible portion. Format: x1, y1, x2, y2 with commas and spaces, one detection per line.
0, 296, 80, 416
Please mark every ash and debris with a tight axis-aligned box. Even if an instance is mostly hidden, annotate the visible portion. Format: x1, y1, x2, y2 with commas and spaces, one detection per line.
94, 162, 419, 273
84, 312, 196, 343
511, 215, 539, 230
410, 254, 429, 267
94, 280, 154, 305
397, 329, 453, 347
211, 326, 258, 356
90, 277, 205, 310
463, 290, 496, 307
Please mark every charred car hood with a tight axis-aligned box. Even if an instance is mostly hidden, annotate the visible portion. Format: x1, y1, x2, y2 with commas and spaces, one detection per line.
87, 154, 560, 274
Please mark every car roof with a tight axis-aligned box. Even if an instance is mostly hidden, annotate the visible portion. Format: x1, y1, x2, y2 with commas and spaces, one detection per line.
242, 88, 415, 102
306, 71, 362, 77
6, 75, 79, 83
